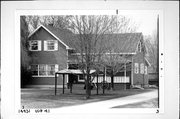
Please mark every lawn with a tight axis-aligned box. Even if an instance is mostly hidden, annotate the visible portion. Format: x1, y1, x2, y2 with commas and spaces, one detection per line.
21, 85, 157, 109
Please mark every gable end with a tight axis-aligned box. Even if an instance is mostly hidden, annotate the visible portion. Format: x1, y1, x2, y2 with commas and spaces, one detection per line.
28, 25, 70, 49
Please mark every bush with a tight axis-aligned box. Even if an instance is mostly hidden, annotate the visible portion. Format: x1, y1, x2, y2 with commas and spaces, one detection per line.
21, 66, 32, 88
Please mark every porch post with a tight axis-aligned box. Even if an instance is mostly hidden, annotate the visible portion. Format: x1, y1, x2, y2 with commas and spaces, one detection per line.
96, 74, 99, 95
55, 73, 57, 95
63, 74, 65, 94
124, 62, 126, 90
103, 67, 105, 94
131, 57, 134, 88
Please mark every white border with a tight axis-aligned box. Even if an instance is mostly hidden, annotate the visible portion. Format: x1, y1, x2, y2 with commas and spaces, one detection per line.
158, 10, 164, 113
15, 9, 163, 114
1, 1, 179, 119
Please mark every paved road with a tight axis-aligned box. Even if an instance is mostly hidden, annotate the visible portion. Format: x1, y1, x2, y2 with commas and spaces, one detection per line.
52, 89, 158, 113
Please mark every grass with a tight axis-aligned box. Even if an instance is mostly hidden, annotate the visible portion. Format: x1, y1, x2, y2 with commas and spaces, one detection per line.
21, 85, 156, 109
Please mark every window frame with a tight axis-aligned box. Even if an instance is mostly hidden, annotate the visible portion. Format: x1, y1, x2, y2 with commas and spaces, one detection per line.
140, 63, 144, 74
44, 40, 58, 51
47, 64, 56, 76
39, 64, 47, 76
31, 64, 58, 77
31, 64, 39, 76
144, 66, 148, 75
134, 63, 139, 74
138, 41, 142, 52
29, 40, 41, 51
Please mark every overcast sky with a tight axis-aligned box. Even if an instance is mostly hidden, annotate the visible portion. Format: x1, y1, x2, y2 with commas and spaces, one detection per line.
120, 10, 158, 36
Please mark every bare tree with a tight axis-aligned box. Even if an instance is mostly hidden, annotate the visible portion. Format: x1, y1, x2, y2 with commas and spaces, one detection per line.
144, 31, 158, 72
22, 15, 138, 96
21, 16, 32, 87
67, 15, 118, 98
100, 16, 138, 90
25, 15, 73, 32
67, 15, 137, 98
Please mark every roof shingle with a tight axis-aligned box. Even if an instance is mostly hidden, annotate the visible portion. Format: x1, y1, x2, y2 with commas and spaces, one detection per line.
31, 25, 143, 53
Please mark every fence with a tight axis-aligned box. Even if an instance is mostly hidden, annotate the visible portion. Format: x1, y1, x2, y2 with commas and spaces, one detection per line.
92, 76, 130, 83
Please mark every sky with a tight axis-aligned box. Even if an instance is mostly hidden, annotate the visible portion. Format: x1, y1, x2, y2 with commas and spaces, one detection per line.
27, 10, 159, 37
120, 10, 158, 36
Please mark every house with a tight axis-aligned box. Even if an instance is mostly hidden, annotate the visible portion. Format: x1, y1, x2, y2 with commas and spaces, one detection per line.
25, 24, 150, 89
148, 67, 159, 86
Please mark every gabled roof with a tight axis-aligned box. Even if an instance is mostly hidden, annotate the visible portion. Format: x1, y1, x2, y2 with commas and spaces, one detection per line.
28, 24, 143, 53
145, 57, 151, 67
56, 69, 96, 74
44, 25, 76, 49
102, 33, 143, 53
28, 25, 75, 49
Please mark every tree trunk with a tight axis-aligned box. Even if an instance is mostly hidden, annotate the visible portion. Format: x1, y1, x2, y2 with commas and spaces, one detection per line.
85, 69, 91, 99
111, 71, 114, 90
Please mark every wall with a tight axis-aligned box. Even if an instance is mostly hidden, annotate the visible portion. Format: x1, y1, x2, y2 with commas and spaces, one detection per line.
27, 27, 68, 86
132, 50, 148, 87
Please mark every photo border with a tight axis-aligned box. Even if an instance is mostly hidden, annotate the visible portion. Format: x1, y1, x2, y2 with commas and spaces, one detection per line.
1, 1, 179, 119
15, 9, 163, 114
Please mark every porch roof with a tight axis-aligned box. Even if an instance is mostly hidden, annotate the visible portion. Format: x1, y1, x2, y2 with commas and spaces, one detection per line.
56, 69, 96, 75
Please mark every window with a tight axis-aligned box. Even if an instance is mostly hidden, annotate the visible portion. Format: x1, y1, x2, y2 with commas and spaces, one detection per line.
68, 64, 78, 69
47, 65, 56, 75
31, 65, 38, 75
29, 40, 41, 51
144, 66, 148, 75
39, 65, 46, 76
138, 41, 142, 52
140, 63, 144, 74
79, 75, 84, 81
31, 64, 58, 76
44, 40, 58, 51
134, 63, 139, 74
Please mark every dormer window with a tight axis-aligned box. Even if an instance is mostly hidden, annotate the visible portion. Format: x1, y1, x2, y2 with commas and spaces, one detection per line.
138, 41, 142, 52
29, 40, 41, 51
44, 40, 58, 51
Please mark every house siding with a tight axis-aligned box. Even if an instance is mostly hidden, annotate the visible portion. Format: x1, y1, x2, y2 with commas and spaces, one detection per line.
132, 51, 148, 87
144, 67, 149, 87
28, 27, 68, 86
24, 26, 149, 89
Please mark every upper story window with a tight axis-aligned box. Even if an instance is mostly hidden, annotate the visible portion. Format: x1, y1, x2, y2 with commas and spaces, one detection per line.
134, 63, 139, 74
29, 40, 41, 51
140, 63, 144, 74
144, 66, 148, 75
44, 40, 58, 51
138, 41, 142, 52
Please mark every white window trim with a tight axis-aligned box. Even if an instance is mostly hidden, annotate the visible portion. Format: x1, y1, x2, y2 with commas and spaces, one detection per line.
144, 66, 148, 75
44, 40, 58, 51
138, 41, 142, 52
92, 76, 130, 83
78, 75, 85, 82
28, 25, 69, 49
31, 64, 58, 77
29, 40, 42, 51
140, 63, 144, 74
134, 63, 139, 74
